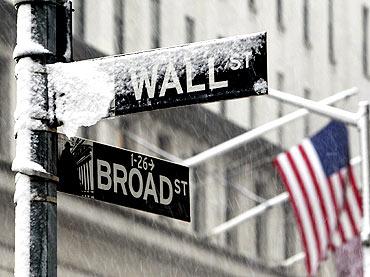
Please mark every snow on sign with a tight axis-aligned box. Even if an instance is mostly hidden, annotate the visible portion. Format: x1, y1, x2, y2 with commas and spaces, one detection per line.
57, 135, 190, 221
47, 32, 267, 137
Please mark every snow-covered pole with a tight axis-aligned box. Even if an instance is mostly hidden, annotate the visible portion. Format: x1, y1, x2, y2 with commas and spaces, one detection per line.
12, 0, 70, 276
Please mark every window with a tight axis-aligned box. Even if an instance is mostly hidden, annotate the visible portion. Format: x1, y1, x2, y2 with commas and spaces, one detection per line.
304, 88, 311, 136
277, 0, 285, 31
255, 181, 265, 257
220, 101, 227, 116
225, 168, 238, 249
157, 133, 171, 154
151, 0, 161, 48
249, 97, 255, 129
303, 0, 311, 48
277, 102, 284, 145
114, 0, 124, 54
248, 0, 257, 14
363, 6, 370, 77
328, 0, 336, 64
277, 72, 285, 145
283, 201, 296, 258
0, 57, 10, 158
185, 16, 195, 43
192, 164, 206, 233
76, 0, 85, 39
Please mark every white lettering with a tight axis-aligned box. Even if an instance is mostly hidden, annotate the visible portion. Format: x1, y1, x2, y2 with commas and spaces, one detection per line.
159, 61, 183, 97
186, 59, 205, 93
245, 51, 253, 68
128, 168, 143, 198
97, 159, 111, 190
131, 64, 158, 100
113, 163, 127, 195
159, 175, 173, 205
209, 57, 228, 90
229, 56, 242, 70
143, 172, 159, 202
174, 179, 181, 194
181, 181, 188, 196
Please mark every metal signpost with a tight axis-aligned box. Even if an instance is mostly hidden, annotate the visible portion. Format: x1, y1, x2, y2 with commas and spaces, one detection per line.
12, 0, 267, 276
57, 136, 190, 221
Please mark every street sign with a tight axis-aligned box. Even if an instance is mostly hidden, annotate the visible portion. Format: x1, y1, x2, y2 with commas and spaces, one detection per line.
48, 32, 267, 125
57, 135, 190, 221
111, 32, 267, 115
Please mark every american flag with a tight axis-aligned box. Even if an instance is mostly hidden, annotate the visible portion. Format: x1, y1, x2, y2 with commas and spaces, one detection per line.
273, 121, 362, 276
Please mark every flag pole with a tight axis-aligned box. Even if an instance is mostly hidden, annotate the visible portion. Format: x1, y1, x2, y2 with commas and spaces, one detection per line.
359, 101, 370, 275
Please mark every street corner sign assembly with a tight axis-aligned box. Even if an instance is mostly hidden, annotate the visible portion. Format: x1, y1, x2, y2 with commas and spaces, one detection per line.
47, 32, 267, 120
49, 32, 268, 222
57, 135, 190, 221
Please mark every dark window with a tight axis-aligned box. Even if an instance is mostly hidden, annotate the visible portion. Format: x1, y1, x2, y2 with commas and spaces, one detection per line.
185, 16, 195, 43
151, 0, 161, 48
0, 57, 10, 159
303, 0, 311, 48
255, 181, 265, 257
192, 165, 205, 233
363, 6, 369, 77
284, 201, 296, 258
220, 101, 227, 116
114, 0, 124, 54
225, 168, 238, 249
158, 133, 171, 154
304, 88, 311, 136
277, 72, 284, 145
249, 97, 255, 128
76, 0, 85, 39
328, 0, 336, 64
277, 0, 285, 31
277, 72, 284, 91
248, 0, 257, 14
80, 126, 89, 138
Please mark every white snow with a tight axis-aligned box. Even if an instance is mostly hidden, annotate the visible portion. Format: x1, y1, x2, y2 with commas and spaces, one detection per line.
14, 173, 31, 277
12, 129, 48, 174
13, 41, 51, 60
253, 78, 268, 95
47, 60, 115, 137
14, 58, 49, 133
13, 4, 51, 59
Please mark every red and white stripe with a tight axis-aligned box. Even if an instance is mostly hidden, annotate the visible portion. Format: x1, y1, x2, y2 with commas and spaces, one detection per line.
274, 139, 362, 276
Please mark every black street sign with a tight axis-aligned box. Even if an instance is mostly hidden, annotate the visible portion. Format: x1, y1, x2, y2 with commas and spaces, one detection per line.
57, 135, 190, 221
48, 32, 267, 120
111, 32, 267, 115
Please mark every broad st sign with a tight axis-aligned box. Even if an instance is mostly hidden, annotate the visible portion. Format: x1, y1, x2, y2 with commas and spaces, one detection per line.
57, 136, 190, 221
48, 32, 267, 118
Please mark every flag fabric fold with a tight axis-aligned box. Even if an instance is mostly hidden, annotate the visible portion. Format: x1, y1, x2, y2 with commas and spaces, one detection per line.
273, 121, 363, 276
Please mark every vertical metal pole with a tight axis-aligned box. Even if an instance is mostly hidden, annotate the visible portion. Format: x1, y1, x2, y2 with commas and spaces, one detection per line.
12, 0, 65, 276
359, 101, 370, 275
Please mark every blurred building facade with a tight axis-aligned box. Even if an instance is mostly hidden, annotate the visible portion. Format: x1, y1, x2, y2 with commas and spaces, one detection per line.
72, 0, 370, 146
0, 0, 368, 276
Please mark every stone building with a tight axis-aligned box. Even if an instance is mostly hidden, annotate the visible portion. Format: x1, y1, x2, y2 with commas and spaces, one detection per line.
0, 0, 368, 276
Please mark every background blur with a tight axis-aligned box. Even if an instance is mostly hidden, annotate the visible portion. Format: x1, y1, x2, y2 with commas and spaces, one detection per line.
0, 0, 369, 276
